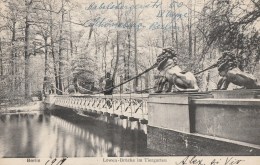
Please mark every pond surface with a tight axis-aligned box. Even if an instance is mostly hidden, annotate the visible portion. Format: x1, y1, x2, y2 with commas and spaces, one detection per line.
0, 108, 159, 158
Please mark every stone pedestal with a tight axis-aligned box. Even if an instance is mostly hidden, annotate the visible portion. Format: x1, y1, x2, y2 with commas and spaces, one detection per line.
211, 89, 260, 99
192, 98, 260, 145
147, 92, 212, 155
148, 92, 212, 133
147, 90, 260, 155
192, 89, 260, 146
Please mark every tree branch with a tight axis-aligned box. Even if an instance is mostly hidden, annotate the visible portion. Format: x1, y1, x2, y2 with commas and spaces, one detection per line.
251, 0, 260, 10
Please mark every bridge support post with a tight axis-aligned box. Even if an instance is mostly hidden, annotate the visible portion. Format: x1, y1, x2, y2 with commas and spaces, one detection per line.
43, 94, 57, 110
147, 93, 211, 155
147, 91, 260, 155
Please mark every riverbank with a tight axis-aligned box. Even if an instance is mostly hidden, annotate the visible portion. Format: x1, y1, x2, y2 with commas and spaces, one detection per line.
0, 101, 44, 114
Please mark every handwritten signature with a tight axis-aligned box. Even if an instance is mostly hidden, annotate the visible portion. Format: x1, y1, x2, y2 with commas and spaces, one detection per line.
45, 157, 68, 165
176, 156, 245, 165
86, 0, 184, 11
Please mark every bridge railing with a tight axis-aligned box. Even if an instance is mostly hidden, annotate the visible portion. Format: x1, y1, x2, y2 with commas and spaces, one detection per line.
53, 94, 149, 121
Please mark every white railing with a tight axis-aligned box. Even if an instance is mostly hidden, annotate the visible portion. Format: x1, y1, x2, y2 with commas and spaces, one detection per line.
53, 94, 149, 121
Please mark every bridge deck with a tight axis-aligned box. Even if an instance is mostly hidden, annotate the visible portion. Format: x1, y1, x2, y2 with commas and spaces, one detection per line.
48, 94, 149, 122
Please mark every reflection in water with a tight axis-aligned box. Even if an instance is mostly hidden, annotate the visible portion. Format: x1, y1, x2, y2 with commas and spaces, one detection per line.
0, 109, 153, 158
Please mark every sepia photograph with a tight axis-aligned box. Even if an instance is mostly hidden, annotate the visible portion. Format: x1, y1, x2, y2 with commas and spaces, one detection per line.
0, 0, 260, 164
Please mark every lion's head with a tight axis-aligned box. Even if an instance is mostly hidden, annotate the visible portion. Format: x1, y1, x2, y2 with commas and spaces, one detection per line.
217, 51, 244, 73
155, 47, 177, 71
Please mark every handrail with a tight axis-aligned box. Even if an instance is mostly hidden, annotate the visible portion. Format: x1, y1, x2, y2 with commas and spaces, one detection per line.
53, 94, 149, 98
51, 94, 149, 121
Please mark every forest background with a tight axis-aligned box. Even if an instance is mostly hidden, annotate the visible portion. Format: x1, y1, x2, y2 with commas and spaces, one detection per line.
0, 0, 259, 102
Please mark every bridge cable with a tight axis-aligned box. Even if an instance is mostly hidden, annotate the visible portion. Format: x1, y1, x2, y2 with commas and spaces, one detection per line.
98, 62, 218, 94
54, 60, 219, 96
194, 63, 218, 75
94, 64, 157, 95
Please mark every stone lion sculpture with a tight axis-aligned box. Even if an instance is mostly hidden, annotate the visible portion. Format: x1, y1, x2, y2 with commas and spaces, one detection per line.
217, 51, 260, 90
155, 47, 199, 93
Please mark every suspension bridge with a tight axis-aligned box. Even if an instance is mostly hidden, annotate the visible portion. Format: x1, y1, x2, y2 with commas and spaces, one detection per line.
44, 89, 260, 156
43, 51, 260, 155
45, 94, 149, 124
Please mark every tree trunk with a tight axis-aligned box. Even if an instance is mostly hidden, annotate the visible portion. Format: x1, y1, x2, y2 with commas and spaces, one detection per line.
24, 6, 31, 99
43, 36, 48, 93
188, 2, 193, 58
112, 0, 121, 83
145, 73, 149, 92
69, 11, 73, 58
124, 45, 127, 80
127, 32, 131, 80
113, 31, 120, 82
172, 1, 179, 54
85, 25, 93, 54
50, 6, 59, 94
58, 0, 65, 94
0, 38, 3, 76
24, 21, 30, 99
103, 32, 110, 75
193, 0, 197, 57
193, 34, 197, 57
133, 0, 138, 92
10, 20, 17, 94
160, 0, 165, 47
171, 1, 174, 47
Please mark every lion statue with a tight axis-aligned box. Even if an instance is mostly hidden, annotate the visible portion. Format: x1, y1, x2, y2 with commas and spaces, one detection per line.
154, 47, 199, 93
217, 51, 260, 90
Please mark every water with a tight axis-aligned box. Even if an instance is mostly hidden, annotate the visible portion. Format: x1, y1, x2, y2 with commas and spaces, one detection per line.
0, 108, 158, 158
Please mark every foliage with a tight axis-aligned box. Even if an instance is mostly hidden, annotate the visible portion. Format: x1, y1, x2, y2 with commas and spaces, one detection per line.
0, 0, 260, 98
199, 0, 260, 72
